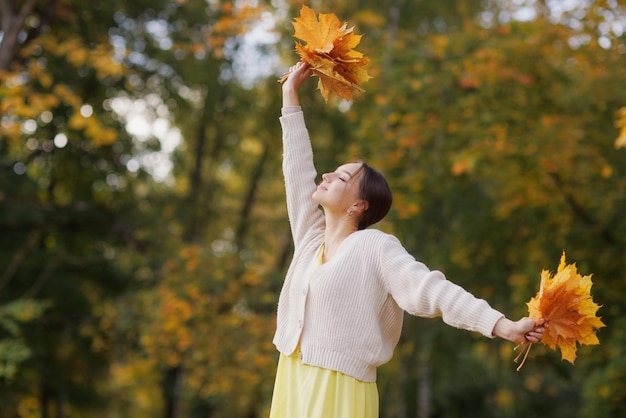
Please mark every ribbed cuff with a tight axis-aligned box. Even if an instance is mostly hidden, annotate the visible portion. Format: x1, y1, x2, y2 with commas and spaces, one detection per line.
279, 111, 307, 136
281, 106, 302, 116
478, 309, 506, 338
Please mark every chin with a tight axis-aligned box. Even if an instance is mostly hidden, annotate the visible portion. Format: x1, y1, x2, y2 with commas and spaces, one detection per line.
311, 191, 324, 204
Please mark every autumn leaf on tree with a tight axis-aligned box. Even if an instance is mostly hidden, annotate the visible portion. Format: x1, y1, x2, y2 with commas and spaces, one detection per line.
515, 252, 605, 371
615, 107, 626, 149
279, 5, 371, 102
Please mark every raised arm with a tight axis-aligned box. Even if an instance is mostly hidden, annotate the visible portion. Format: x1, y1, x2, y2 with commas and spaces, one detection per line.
279, 62, 325, 246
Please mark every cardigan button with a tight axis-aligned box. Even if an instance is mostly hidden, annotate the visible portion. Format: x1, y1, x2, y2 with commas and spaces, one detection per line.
297, 320, 302, 328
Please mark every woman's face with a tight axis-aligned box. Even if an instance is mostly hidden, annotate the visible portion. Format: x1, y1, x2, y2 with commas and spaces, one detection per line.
312, 162, 363, 212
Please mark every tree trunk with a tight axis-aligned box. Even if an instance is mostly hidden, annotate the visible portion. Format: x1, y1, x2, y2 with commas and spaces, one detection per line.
417, 347, 431, 418
397, 345, 408, 418
40, 380, 50, 418
0, 0, 38, 70
235, 143, 269, 249
163, 365, 184, 418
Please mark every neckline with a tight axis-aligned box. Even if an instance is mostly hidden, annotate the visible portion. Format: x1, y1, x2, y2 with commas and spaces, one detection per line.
320, 230, 360, 264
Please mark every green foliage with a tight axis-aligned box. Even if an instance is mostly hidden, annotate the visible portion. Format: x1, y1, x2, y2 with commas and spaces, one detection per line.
0, 300, 48, 380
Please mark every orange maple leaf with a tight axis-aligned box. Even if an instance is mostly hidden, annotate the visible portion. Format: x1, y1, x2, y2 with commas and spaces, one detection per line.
279, 5, 371, 103
515, 252, 605, 370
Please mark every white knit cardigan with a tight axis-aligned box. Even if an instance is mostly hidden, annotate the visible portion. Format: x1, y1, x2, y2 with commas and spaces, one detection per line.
272, 110, 504, 382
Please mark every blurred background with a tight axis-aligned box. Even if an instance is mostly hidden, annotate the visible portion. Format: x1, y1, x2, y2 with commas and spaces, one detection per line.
1, 0, 625, 417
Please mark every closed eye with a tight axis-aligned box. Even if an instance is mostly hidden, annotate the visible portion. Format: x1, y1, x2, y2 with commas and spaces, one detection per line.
334, 169, 353, 183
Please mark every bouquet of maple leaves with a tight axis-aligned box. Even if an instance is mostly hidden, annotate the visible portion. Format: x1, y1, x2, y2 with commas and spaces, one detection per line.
515, 252, 605, 371
279, 5, 371, 102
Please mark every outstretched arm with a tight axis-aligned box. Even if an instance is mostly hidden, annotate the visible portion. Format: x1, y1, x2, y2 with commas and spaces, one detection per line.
378, 234, 548, 343
493, 317, 547, 344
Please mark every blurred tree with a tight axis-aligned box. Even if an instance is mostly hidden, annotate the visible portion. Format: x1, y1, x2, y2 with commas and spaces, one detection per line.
70, 1, 288, 417
0, 0, 171, 414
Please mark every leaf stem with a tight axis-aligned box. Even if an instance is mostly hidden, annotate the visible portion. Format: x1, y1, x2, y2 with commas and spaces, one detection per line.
514, 342, 533, 371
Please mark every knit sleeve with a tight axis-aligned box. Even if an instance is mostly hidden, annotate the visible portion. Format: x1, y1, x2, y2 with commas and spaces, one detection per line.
279, 111, 325, 246
378, 234, 504, 338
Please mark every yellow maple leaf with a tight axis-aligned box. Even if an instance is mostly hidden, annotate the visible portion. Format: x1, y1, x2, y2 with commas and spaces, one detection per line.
279, 5, 371, 102
515, 252, 605, 370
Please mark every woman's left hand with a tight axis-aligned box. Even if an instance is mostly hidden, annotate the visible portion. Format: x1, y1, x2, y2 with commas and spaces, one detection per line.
493, 317, 547, 344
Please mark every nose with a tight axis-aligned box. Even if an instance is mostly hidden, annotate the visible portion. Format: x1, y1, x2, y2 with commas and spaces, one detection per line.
322, 172, 330, 182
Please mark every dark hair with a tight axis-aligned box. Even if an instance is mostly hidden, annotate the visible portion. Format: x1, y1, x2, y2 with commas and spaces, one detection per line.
356, 163, 393, 230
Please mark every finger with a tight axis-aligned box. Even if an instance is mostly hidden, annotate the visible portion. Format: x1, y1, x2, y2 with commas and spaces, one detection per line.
525, 330, 544, 342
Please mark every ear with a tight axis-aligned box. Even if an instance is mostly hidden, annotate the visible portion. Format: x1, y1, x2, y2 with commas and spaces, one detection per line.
351, 199, 369, 215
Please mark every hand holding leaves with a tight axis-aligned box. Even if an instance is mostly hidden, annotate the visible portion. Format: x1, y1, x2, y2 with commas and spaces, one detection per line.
515, 252, 605, 370
279, 6, 371, 103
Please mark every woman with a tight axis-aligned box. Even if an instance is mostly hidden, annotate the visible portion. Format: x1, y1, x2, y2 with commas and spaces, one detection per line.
269, 62, 545, 418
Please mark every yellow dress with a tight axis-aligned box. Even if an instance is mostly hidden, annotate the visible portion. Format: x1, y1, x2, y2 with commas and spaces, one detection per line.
269, 245, 379, 418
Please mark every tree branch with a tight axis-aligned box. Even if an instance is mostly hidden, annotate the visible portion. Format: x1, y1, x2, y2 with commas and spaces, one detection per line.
21, 255, 61, 299
0, 0, 39, 70
548, 172, 620, 247
0, 229, 42, 293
